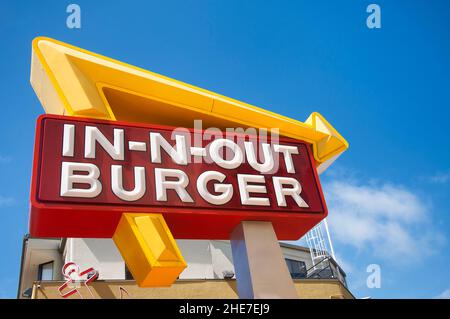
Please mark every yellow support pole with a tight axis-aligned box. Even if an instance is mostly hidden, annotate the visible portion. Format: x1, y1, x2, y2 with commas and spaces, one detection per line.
113, 214, 186, 287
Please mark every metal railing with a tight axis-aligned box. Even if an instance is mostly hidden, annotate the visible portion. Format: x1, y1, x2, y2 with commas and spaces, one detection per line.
305, 256, 347, 287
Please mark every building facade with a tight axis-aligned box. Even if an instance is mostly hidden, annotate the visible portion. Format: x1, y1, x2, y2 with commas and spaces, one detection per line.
18, 236, 352, 299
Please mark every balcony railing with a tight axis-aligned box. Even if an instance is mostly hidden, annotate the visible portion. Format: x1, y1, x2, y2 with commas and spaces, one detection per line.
305, 256, 347, 287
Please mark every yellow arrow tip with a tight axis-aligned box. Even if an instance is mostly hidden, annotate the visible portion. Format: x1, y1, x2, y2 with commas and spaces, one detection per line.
306, 112, 349, 162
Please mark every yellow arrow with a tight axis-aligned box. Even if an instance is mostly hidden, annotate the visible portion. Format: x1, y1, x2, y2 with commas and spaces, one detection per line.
31, 37, 348, 171
113, 213, 186, 287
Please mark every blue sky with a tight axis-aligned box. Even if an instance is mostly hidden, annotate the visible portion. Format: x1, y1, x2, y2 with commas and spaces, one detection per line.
0, 0, 449, 298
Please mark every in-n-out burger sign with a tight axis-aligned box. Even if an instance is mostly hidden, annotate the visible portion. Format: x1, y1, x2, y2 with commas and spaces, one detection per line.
30, 115, 327, 240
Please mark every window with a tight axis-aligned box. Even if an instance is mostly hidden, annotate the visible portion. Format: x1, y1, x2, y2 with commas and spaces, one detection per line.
285, 258, 306, 279
38, 261, 54, 281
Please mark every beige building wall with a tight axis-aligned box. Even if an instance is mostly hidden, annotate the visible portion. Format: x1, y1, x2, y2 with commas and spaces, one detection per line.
32, 279, 354, 299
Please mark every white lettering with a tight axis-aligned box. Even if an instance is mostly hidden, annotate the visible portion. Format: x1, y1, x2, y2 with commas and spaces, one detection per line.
62, 124, 75, 157
237, 174, 270, 206
154, 168, 193, 202
272, 177, 308, 207
60, 162, 102, 198
196, 171, 233, 205
244, 142, 274, 173
209, 139, 243, 169
150, 133, 188, 165
85, 126, 124, 160
273, 144, 298, 173
111, 165, 146, 201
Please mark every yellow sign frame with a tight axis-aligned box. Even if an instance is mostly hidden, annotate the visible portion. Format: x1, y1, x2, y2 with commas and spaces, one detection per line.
31, 37, 348, 173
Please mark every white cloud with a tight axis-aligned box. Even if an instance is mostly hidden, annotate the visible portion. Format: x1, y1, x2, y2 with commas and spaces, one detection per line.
323, 177, 444, 264
434, 289, 450, 299
334, 253, 354, 274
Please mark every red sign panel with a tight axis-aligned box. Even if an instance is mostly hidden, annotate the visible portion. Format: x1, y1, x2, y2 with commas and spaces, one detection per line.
30, 115, 327, 240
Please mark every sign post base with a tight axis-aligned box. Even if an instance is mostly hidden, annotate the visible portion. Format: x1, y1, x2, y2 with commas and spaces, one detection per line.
230, 221, 299, 299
